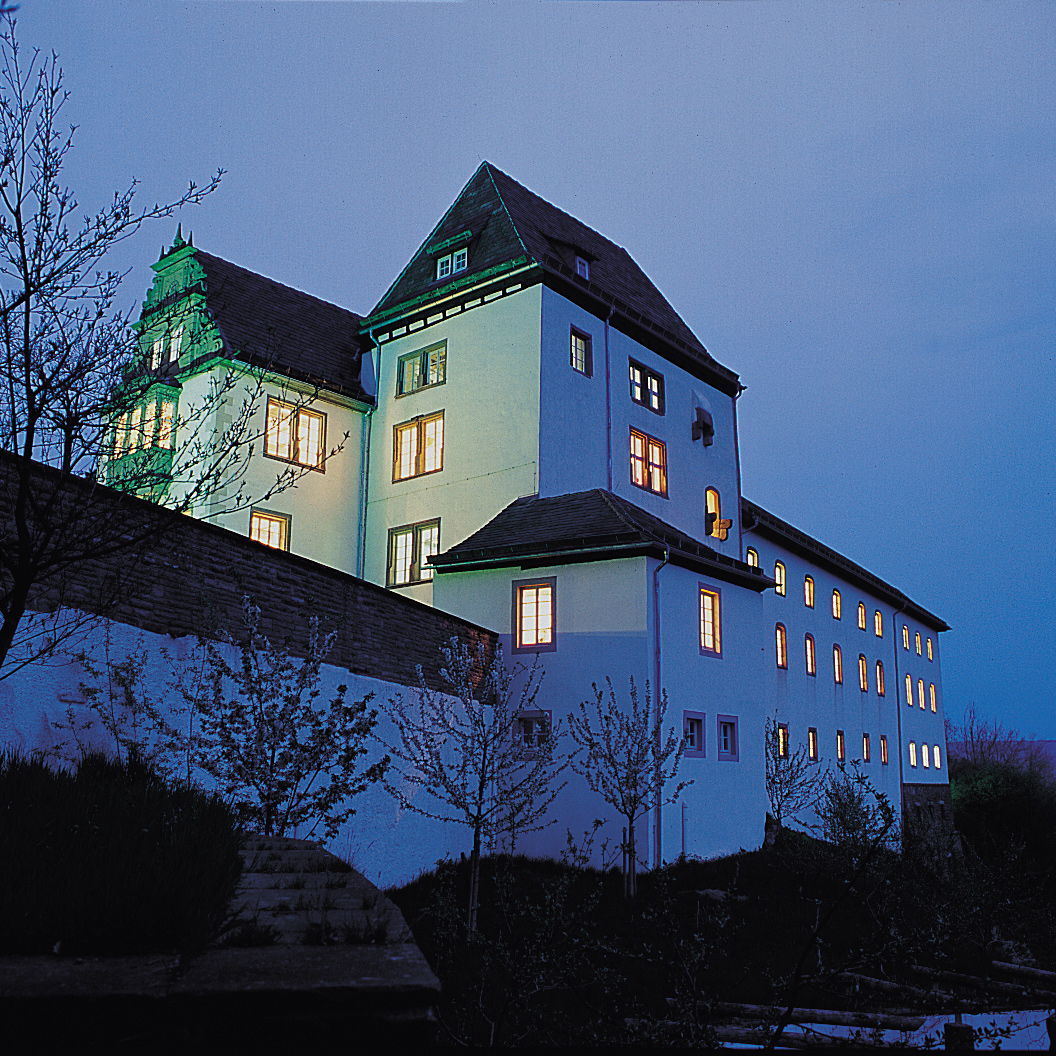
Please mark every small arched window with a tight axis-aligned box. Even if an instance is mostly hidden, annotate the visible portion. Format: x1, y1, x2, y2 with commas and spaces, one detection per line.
775, 624, 787, 668
915, 631, 922, 656
833, 645, 843, 684
929, 683, 936, 712
832, 590, 841, 619
774, 562, 786, 596
918, 678, 926, 710
902, 624, 909, 649
805, 634, 816, 676
905, 673, 913, 707
922, 742, 930, 768
909, 741, 917, 768
857, 602, 866, 631
858, 654, 868, 692
927, 637, 933, 661
933, 744, 942, 769
874, 610, 883, 637
705, 488, 722, 539
804, 576, 814, 608
746, 547, 759, 568
876, 660, 885, 696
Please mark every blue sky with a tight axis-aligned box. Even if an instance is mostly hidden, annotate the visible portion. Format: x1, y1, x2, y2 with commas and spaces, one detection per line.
18, 1, 1056, 737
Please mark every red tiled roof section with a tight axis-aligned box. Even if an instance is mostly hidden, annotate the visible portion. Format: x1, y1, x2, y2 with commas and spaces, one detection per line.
194, 251, 368, 402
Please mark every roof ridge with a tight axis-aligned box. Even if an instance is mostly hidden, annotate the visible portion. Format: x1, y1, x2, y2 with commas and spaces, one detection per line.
484, 162, 533, 263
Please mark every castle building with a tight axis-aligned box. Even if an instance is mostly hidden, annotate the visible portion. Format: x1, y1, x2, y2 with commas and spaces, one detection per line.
106, 163, 950, 863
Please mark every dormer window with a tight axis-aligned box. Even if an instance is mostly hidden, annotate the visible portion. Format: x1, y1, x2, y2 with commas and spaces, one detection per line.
435, 247, 468, 281
575, 256, 589, 280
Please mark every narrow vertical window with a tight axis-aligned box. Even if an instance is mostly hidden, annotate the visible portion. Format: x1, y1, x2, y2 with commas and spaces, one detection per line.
575, 255, 590, 280
684, 712, 705, 756
113, 412, 129, 457
833, 645, 843, 684
571, 328, 592, 376
905, 673, 913, 707
857, 602, 866, 630
836, 729, 846, 762
778, 723, 789, 759
915, 631, 922, 656
717, 715, 739, 761
858, 654, 868, 692
862, 733, 871, 763
874, 610, 883, 637
929, 683, 936, 713
876, 660, 885, 696
918, 678, 926, 710
705, 488, 729, 538
158, 401, 175, 450
832, 590, 841, 619
129, 405, 142, 452
933, 744, 942, 769
151, 335, 164, 370
775, 624, 787, 668
805, 634, 816, 676
746, 547, 759, 568
804, 576, 814, 608
774, 562, 786, 596
808, 727, 818, 761
880, 735, 889, 765
927, 637, 933, 661
168, 324, 183, 363
909, 741, 917, 768
922, 742, 930, 768
902, 625, 909, 649
513, 579, 556, 652
699, 587, 722, 657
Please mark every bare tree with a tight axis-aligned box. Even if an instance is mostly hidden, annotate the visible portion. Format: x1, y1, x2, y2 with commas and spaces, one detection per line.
568, 677, 689, 898
947, 703, 1052, 780
382, 637, 568, 933
764, 715, 824, 840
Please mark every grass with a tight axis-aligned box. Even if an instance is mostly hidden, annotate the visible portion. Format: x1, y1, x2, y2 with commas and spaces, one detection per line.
0, 748, 243, 955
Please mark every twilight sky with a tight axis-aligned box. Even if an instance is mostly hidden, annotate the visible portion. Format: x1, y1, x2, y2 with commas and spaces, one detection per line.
18, 1, 1056, 737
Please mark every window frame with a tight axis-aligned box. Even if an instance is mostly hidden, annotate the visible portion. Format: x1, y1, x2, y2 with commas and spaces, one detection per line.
905, 673, 913, 707
804, 575, 814, 608
836, 729, 846, 763
575, 256, 590, 280
249, 508, 291, 552
630, 427, 667, 496
833, 644, 843, 684
775, 623, 788, 669
683, 710, 706, 758
777, 722, 789, 759
396, 340, 447, 397
805, 633, 816, 676
832, 589, 841, 620
933, 744, 942, 770
393, 410, 445, 482
862, 732, 871, 763
874, 610, 883, 637
746, 547, 759, 568
876, 660, 885, 697
808, 726, 819, 762
858, 602, 866, 631
915, 631, 922, 656
512, 577, 557, 654
515, 709, 552, 756
264, 396, 327, 472
570, 327, 593, 377
774, 562, 786, 596
927, 637, 934, 661
716, 714, 739, 762
386, 518, 441, 587
858, 653, 868, 693
628, 358, 665, 415
929, 683, 937, 713
918, 677, 926, 710
705, 487, 731, 539
435, 249, 468, 281
902, 624, 910, 649
880, 734, 889, 765
699, 585, 722, 658
909, 741, 918, 768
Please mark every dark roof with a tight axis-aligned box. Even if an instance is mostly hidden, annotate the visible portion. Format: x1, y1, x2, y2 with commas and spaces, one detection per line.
191, 251, 368, 402
368, 163, 737, 391
741, 498, 950, 632
432, 489, 770, 591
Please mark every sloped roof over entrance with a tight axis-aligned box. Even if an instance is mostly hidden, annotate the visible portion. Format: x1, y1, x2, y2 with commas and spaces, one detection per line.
431, 488, 770, 591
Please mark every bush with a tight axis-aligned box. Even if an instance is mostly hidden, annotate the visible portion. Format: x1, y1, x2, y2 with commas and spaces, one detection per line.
0, 748, 243, 954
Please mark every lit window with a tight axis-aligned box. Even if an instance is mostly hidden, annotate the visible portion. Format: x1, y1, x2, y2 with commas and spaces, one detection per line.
516, 710, 552, 754
630, 428, 667, 496
717, 715, 739, 761
858, 654, 868, 692
804, 576, 814, 608
746, 548, 759, 568
874, 610, 883, 637
905, 673, 913, 707
902, 625, 909, 649
927, 637, 933, 661
514, 578, 556, 652
774, 562, 786, 596
570, 328, 593, 376
876, 660, 885, 696
397, 341, 446, 396
151, 335, 164, 370
265, 397, 326, 470
918, 678, 925, 710
705, 488, 731, 539
808, 727, 818, 761
833, 644, 843, 684
393, 411, 444, 481
909, 741, 917, 768
933, 744, 941, 769
699, 587, 721, 657
113, 412, 129, 457
129, 405, 142, 452
143, 401, 157, 448
778, 722, 789, 759
880, 735, 889, 765
250, 509, 290, 551
805, 634, 816, 675
929, 683, 936, 713
922, 742, 930, 768
775, 624, 787, 668
629, 359, 665, 414
435, 249, 468, 281
915, 631, 922, 656
158, 401, 175, 450
832, 590, 841, 620
575, 256, 590, 280
387, 519, 440, 586
862, 733, 871, 763
836, 729, 846, 762
857, 602, 866, 631
684, 711, 706, 757
168, 324, 183, 364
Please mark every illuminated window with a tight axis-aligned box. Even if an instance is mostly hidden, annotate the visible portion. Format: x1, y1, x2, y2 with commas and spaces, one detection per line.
902, 624, 909, 650
927, 637, 933, 661
113, 412, 129, 457
921, 742, 930, 768
435, 248, 468, 280
808, 727, 819, 761
858, 654, 868, 692
804, 576, 814, 608
705, 487, 731, 539
387, 519, 440, 587
918, 678, 926, 710
857, 602, 866, 631
266, 397, 326, 470
775, 624, 787, 668
699, 587, 721, 657
909, 741, 917, 768
880, 735, 889, 765
684, 711, 706, 757
129, 405, 142, 452
717, 715, 739, 761
833, 644, 843, 684
250, 509, 290, 551
393, 411, 444, 481
168, 323, 183, 364
746, 548, 759, 568
150, 335, 164, 370
629, 359, 665, 413
905, 673, 913, 707
874, 610, 883, 637
805, 634, 816, 676
876, 660, 885, 696
832, 590, 841, 620
517, 710, 552, 754
915, 631, 922, 656
774, 562, 786, 596
397, 341, 446, 396
778, 722, 789, 759
862, 733, 871, 763
570, 328, 592, 376
836, 729, 846, 762
630, 428, 667, 496
513, 578, 555, 652
929, 683, 936, 713
575, 255, 590, 280
933, 744, 942, 769
158, 401, 176, 450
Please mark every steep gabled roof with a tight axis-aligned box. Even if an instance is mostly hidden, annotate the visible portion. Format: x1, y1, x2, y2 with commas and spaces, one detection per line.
431, 489, 770, 591
368, 163, 737, 392
190, 251, 368, 402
